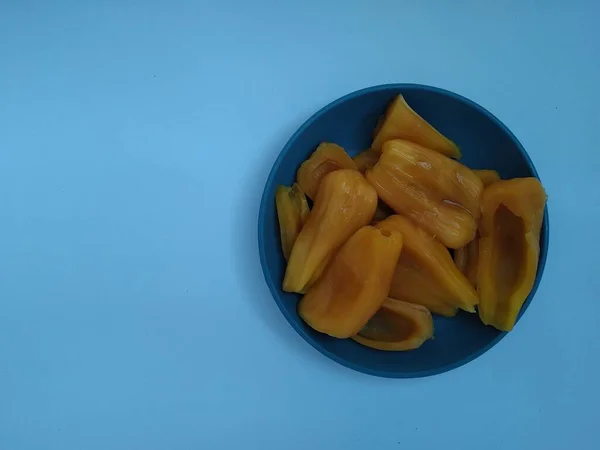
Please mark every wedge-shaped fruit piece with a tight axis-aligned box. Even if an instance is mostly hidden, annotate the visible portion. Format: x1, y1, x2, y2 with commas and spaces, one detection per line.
477, 178, 547, 331
377, 215, 478, 314
454, 169, 501, 285
371, 94, 461, 158
298, 226, 403, 338
353, 148, 380, 173
275, 183, 310, 260
296, 142, 357, 199
284, 170, 377, 293
389, 262, 459, 317
352, 298, 433, 351
366, 140, 484, 249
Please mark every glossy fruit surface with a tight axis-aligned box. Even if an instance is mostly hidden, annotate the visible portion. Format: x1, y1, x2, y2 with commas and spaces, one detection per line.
283, 170, 377, 294
366, 139, 483, 249
371, 94, 461, 158
379, 215, 478, 315
299, 226, 403, 338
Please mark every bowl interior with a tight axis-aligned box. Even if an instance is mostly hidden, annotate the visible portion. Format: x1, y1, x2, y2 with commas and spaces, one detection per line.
258, 85, 548, 378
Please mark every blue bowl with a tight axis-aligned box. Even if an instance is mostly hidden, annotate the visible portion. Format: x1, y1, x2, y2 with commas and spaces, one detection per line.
258, 84, 549, 378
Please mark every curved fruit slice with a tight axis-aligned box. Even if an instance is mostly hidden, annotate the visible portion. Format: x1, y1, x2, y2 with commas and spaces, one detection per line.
477, 178, 547, 331
366, 140, 483, 249
352, 298, 434, 351
275, 183, 310, 260
353, 148, 380, 173
454, 169, 501, 285
371, 94, 461, 158
377, 215, 478, 314
283, 170, 377, 293
296, 142, 357, 199
298, 226, 403, 338
389, 261, 459, 317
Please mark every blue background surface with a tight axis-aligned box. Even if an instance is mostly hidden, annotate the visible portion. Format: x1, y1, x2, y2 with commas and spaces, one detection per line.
1, 1, 598, 449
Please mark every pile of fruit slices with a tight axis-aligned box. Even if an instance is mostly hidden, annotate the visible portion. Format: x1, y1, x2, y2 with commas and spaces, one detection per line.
276, 95, 547, 351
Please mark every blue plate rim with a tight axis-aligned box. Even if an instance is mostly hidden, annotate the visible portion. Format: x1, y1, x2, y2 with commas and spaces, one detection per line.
257, 83, 550, 378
